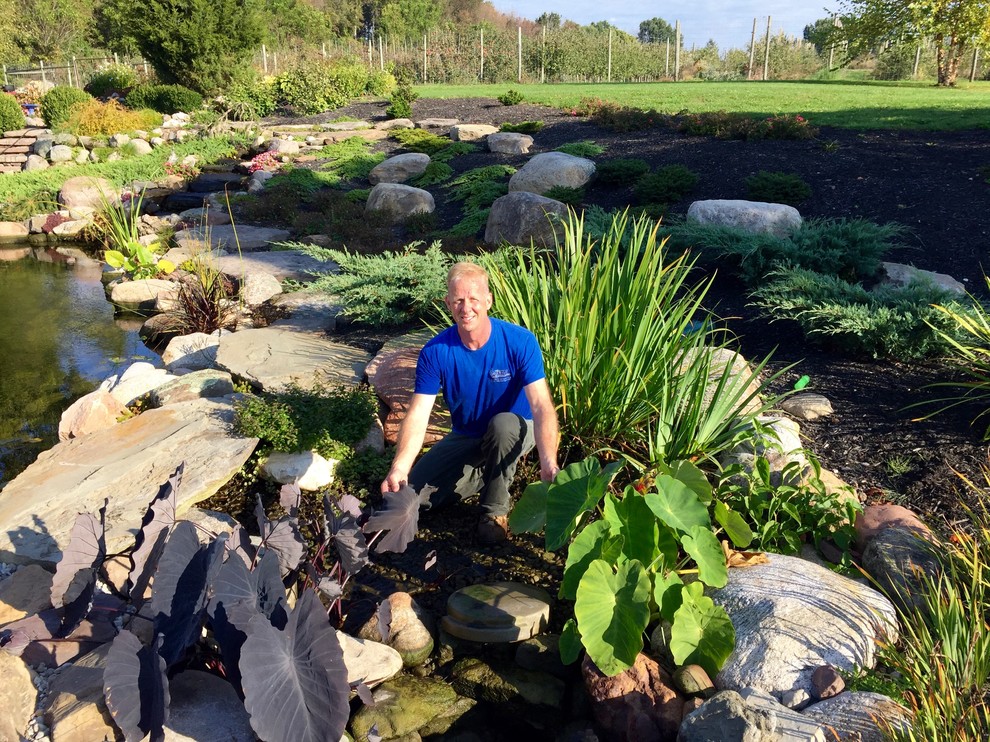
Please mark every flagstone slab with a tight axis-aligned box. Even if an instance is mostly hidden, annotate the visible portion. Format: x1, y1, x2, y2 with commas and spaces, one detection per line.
442, 582, 551, 642
0, 399, 258, 567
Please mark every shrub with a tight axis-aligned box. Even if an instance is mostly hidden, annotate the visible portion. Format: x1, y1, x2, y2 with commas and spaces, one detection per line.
0, 93, 24, 133
385, 96, 412, 119
443, 165, 514, 238
163, 253, 235, 335
391, 128, 452, 156
294, 241, 451, 326
403, 211, 438, 237
500, 120, 543, 134
41, 86, 92, 129
585, 101, 663, 132
753, 266, 972, 359
595, 158, 650, 186
543, 185, 584, 207
634, 165, 699, 204
365, 70, 396, 97
497, 89, 523, 106
745, 170, 812, 206
676, 111, 818, 141
555, 140, 605, 158
84, 64, 139, 98
385, 66, 417, 120
483, 210, 781, 468
234, 382, 377, 459
224, 76, 279, 119
410, 161, 453, 187
65, 99, 161, 137
274, 62, 369, 115
126, 84, 203, 114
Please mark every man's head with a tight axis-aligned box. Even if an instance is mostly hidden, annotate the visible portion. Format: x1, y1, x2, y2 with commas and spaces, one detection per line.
445, 262, 493, 337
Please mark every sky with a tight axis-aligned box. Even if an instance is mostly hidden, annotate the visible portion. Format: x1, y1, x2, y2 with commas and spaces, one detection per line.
488, 0, 841, 51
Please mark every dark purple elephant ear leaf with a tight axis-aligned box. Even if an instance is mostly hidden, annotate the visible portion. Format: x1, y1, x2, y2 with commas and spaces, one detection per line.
129, 465, 183, 601
240, 589, 349, 742
338, 493, 363, 518
333, 513, 369, 575
355, 682, 375, 707
362, 484, 430, 554
376, 599, 392, 643
315, 575, 342, 603
262, 517, 306, 576
104, 631, 169, 742
51, 502, 106, 609
279, 483, 301, 517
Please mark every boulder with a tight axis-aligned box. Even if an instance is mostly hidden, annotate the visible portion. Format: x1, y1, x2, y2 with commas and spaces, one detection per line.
109, 278, 178, 313
738, 687, 828, 740
810, 665, 845, 701
267, 138, 300, 155
0, 650, 35, 742
269, 290, 341, 334
779, 393, 834, 421
174, 225, 291, 253
165, 670, 255, 741
515, 635, 569, 679
33, 138, 54, 156
881, 261, 965, 296
802, 692, 912, 742
450, 123, 498, 141
375, 118, 414, 130
43, 643, 117, 741
51, 218, 91, 238
59, 176, 118, 210
487, 132, 534, 154
260, 450, 338, 492
103, 362, 176, 406
338, 630, 404, 689
720, 415, 807, 486
582, 652, 683, 741
508, 151, 596, 194
58, 388, 129, 441
366, 332, 450, 445
240, 272, 283, 306
365, 183, 435, 222
109, 133, 130, 148
148, 369, 236, 407
0, 221, 29, 240
186, 172, 245, 193
861, 526, 940, 612
711, 553, 898, 698
452, 657, 566, 715
129, 139, 153, 156
161, 331, 226, 372
48, 144, 73, 162
678, 690, 777, 742
216, 327, 371, 390
349, 674, 459, 741
0, 398, 258, 566
216, 250, 333, 283
854, 503, 931, 550
368, 152, 431, 185
485, 191, 568, 247
687, 199, 802, 237
358, 592, 434, 667
24, 154, 49, 171
415, 118, 458, 129
0, 564, 54, 627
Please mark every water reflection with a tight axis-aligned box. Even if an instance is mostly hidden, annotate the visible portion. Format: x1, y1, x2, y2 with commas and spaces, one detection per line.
0, 245, 159, 487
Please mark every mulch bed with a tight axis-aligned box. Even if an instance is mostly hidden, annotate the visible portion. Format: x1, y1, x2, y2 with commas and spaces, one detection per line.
253, 97, 990, 631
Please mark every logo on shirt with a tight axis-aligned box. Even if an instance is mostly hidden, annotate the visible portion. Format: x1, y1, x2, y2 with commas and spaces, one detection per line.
489, 369, 511, 383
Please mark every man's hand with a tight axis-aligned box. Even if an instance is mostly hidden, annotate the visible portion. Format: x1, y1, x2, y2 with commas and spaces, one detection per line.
541, 461, 560, 483
381, 468, 408, 494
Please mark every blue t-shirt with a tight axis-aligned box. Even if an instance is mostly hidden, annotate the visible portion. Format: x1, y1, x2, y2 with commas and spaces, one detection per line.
414, 318, 546, 437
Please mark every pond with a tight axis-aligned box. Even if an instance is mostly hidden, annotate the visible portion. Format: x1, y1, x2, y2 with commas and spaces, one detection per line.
0, 244, 159, 488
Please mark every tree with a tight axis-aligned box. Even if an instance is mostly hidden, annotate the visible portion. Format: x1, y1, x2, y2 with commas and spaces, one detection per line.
96, 0, 265, 94
638, 16, 675, 44
17, 0, 94, 60
803, 16, 839, 54
377, 0, 441, 40
840, 0, 990, 85
535, 11, 561, 30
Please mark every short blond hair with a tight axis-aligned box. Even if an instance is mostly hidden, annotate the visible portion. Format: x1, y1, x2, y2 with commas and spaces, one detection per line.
446, 262, 490, 292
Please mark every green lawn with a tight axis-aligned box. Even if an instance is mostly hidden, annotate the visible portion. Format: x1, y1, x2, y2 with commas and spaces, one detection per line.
416, 80, 990, 131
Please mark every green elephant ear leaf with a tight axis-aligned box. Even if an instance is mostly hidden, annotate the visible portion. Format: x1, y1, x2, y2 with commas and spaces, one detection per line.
574, 559, 651, 677
604, 488, 661, 569
644, 475, 710, 534
666, 459, 713, 503
546, 458, 623, 550
714, 500, 754, 549
104, 250, 126, 269
682, 525, 728, 588
653, 570, 684, 623
559, 618, 582, 665
562, 519, 611, 601
509, 480, 549, 534
669, 582, 735, 678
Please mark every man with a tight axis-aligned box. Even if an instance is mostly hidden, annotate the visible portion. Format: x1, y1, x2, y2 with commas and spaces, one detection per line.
381, 262, 560, 544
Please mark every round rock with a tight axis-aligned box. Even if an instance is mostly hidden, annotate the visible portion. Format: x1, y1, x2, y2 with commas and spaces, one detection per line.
442, 581, 550, 642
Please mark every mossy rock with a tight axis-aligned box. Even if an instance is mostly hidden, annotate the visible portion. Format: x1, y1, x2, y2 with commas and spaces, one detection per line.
349, 674, 458, 740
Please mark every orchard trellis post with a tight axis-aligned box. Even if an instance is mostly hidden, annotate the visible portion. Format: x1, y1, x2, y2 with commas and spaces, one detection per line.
480, 28, 484, 80
763, 16, 772, 80
607, 28, 612, 82
675, 21, 681, 81
913, 45, 922, 77
378, 37, 384, 70
665, 38, 670, 77
748, 18, 757, 78
970, 47, 980, 82
518, 26, 522, 82
422, 34, 427, 83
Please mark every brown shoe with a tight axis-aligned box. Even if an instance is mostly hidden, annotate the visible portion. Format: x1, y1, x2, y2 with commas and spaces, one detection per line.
477, 514, 510, 545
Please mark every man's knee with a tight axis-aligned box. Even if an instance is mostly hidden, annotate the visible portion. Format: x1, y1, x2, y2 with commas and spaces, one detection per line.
486, 412, 530, 444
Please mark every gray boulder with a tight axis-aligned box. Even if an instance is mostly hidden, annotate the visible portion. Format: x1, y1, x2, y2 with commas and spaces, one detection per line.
241, 272, 283, 306
59, 175, 118, 210
687, 199, 802, 237
368, 152, 431, 184
488, 132, 534, 154
148, 369, 236, 407
485, 191, 568, 247
48, 144, 73, 162
174, 224, 291, 253
861, 526, 940, 612
162, 331, 225, 372
110, 278, 179, 313
508, 151, 596, 194
24, 154, 49, 171
881, 261, 965, 296
450, 123, 498, 141
802, 692, 912, 742
365, 183, 435, 222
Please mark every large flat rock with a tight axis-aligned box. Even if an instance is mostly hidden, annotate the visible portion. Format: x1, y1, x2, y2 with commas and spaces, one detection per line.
174, 225, 292, 252
0, 399, 258, 567
215, 250, 336, 282
216, 327, 371, 391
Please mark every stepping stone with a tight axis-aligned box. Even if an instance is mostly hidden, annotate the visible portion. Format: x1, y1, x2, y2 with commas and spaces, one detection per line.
442, 582, 551, 642
415, 118, 458, 129
186, 172, 245, 193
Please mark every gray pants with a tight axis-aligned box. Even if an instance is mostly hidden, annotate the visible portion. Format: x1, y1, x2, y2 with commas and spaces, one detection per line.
409, 412, 535, 517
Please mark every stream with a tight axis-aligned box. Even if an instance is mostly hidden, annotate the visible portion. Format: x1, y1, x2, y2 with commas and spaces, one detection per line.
0, 243, 159, 488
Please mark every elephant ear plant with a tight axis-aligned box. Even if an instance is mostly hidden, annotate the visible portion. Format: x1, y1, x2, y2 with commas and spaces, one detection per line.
0, 464, 428, 742
511, 456, 753, 678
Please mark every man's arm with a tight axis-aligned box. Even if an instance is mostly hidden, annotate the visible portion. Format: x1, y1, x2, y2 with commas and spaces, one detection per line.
524, 379, 560, 482
381, 392, 437, 493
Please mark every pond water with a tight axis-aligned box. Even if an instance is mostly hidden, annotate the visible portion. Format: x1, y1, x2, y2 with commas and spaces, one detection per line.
0, 244, 159, 488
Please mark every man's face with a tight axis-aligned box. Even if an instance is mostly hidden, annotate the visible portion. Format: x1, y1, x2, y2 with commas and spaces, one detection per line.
445, 276, 493, 334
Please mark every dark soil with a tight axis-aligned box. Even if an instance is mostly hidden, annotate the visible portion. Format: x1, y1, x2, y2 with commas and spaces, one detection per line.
242, 97, 990, 638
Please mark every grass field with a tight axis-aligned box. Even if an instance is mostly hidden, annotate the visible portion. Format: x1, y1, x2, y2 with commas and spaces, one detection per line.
416, 80, 990, 131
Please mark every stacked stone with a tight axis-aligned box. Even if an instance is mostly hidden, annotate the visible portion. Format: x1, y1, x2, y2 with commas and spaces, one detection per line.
0, 127, 46, 174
